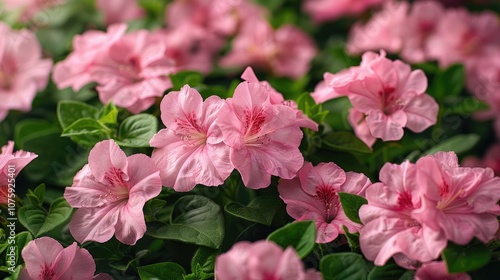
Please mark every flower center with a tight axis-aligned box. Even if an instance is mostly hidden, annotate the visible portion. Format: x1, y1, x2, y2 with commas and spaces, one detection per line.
436, 180, 467, 212
379, 86, 405, 114
101, 167, 129, 203
40, 265, 55, 280
175, 113, 207, 146
243, 108, 271, 146
0, 70, 13, 90
315, 185, 339, 222
397, 191, 414, 210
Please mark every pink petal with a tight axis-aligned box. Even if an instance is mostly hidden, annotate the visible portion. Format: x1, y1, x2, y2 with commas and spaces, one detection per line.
21, 237, 63, 279
125, 154, 162, 203
54, 242, 96, 280
404, 93, 438, 133
88, 140, 129, 184
299, 162, 346, 196
114, 204, 147, 245
160, 85, 204, 131
69, 204, 121, 244
365, 109, 407, 141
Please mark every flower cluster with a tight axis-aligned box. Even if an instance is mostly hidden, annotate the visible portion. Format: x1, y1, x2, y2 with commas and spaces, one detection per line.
311, 50, 438, 147
359, 151, 500, 273
302, 0, 388, 23
150, 67, 317, 191
0, 23, 52, 122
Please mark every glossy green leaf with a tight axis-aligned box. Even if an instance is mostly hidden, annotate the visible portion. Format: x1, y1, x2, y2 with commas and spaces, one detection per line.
429, 64, 465, 100
18, 197, 73, 237
442, 241, 491, 273
98, 102, 119, 125
115, 114, 158, 147
225, 195, 281, 226
57, 100, 99, 129
422, 134, 480, 157
137, 262, 185, 280
339, 192, 367, 225
368, 260, 410, 280
146, 195, 224, 249
323, 131, 372, 154
267, 221, 316, 259
321, 253, 369, 280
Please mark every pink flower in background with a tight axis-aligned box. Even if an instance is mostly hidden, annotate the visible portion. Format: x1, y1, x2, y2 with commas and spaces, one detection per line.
152, 23, 221, 74
241, 67, 318, 131
463, 144, 500, 176
359, 161, 447, 266
426, 8, 500, 68
64, 140, 162, 245
347, 1, 408, 55
215, 240, 322, 280
96, 0, 145, 25
348, 108, 377, 148
413, 152, 500, 245
89, 30, 176, 113
165, 0, 265, 37
53, 23, 127, 92
0, 141, 38, 204
220, 20, 316, 78
0, 23, 52, 121
2, 0, 64, 22
216, 82, 304, 189
19, 237, 111, 280
415, 261, 471, 280
399, 0, 445, 63
150, 85, 233, 192
303, 0, 387, 23
278, 162, 371, 243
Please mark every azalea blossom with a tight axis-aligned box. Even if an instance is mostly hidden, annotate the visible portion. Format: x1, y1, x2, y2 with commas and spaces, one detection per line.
64, 140, 162, 245
0, 141, 38, 204
215, 240, 322, 280
96, 0, 145, 25
415, 261, 471, 280
278, 162, 371, 243
241, 67, 318, 131
150, 85, 233, 192
2, 0, 65, 22
346, 1, 408, 55
216, 81, 304, 189
220, 19, 316, 78
303, 0, 387, 23
89, 30, 176, 113
359, 161, 447, 266
413, 152, 500, 245
19, 237, 111, 280
0, 23, 53, 121
53, 23, 127, 92
426, 8, 500, 68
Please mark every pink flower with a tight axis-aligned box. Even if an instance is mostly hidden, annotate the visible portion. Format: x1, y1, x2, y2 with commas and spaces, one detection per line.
0, 141, 38, 204
216, 81, 304, 189
2, 0, 64, 22
345, 51, 438, 145
359, 161, 447, 266
149, 85, 233, 192
165, 0, 265, 37
303, 0, 387, 23
415, 261, 471, 280
346, 1, 408, 55
278, 162, 371, 243
399, 0, 445, 63
64, 140, 162, 245
426, 8, 500, 68
220, 19, 316, 79
348, 108, 377, 148
215, 240, 322, 280
0, 23, 52, 121
241, 67, 318, 131
19, 237, 111, 280
96, 0, 145, 25
413, 152, 500, 245
53, 23, 127, 92
89, 30, 176, 113
462, 144, 500, 176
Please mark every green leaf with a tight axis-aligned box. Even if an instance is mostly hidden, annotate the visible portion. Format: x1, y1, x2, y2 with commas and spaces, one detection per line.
27, 184, 46, 205
429, 64, 465, 100
342, 225, 360, 250
115, 114, 158, 147
446, 97, 489, 115
339, 192, 368, 225
138, 262, 185, 280
323, 131, 372, 154
320, 253, 369, 280
57, 100, 99, 129
98, 102, 119, 125
267, 221, 316, 259
18, 197, 73, 237
146, 195, 225, 249
422, 134, 480, 156
225, 195, 281, 226
144, 198, 167, 220
368, 260, 410, 280
61, 118, 110, 137
442, 241, 491, 273
191, 247, 217, 279
170, 71, 204, 90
